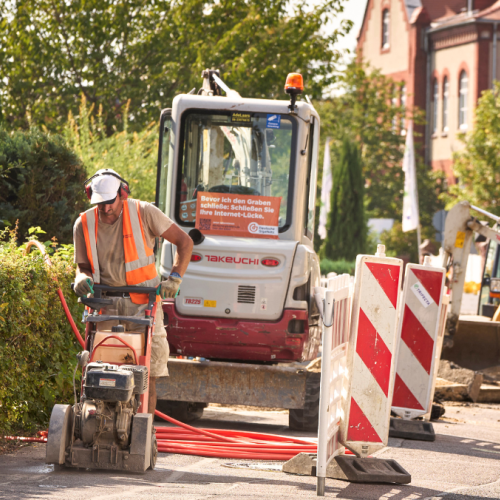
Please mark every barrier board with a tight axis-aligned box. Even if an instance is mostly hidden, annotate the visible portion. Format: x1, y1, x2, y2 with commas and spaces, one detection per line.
315, 274, 352, 478
392, 263, 446, 420
339, 248, 403, 457
423, 290, 450, 420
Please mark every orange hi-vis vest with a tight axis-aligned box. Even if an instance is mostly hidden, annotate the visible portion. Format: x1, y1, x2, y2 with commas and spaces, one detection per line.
80, 200, 160, 304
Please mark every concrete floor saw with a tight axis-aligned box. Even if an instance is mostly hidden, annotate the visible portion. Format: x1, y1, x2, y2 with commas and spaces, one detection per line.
46, 284, 159, 472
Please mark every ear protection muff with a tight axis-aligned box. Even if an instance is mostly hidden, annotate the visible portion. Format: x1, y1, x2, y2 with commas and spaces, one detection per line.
118, 182, 130, 200
84, 170, 130, 202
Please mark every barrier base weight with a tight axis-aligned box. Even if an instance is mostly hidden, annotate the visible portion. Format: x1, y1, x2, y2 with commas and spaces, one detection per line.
282, 453, 411, 485
331, 456, 411, 484
282, 452, 316, 476
389, 418, 436, 442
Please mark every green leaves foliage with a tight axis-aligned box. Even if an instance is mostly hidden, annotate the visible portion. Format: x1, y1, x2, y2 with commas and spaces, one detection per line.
317, 61, 412, 220
0, 126, 88, 243
66, 96, 157, 202
443, 82, 500, 214
321, 136, 367, 260
319, 258, 355, 276
0, 0, 351, 133
0, 230, 83, 435
380, 222, 438, 264
315, 60, 443, 261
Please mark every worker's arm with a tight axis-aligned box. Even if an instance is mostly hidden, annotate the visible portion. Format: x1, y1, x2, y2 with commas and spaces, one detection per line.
74, 264, 93, 296
76, 264, 92, 278
161, 223, 193, 277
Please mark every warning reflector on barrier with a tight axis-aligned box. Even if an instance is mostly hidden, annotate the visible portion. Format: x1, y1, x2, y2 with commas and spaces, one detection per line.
339, 249, 403, 457
315, 274, 352, 479
392, 262, 446, 420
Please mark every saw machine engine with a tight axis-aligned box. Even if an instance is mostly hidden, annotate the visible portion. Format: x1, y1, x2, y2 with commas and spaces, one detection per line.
47, 360, 156, 472
74, 362, 148, 451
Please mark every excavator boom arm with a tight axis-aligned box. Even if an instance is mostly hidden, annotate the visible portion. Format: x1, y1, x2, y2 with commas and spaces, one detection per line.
442, 201, 500, 345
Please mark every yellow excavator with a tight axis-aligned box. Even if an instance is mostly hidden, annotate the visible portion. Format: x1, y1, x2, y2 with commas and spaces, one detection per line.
440, 201, 500, 371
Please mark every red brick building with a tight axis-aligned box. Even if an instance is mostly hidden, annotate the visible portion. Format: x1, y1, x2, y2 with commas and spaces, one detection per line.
357, 0, 500, 181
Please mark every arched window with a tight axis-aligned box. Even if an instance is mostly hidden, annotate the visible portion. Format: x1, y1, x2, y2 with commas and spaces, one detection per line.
432, 79, 438, 134
459, 70, 468, 129
400, 84, 406, 132
442, 76, 449, 132
382, 9, 390, 49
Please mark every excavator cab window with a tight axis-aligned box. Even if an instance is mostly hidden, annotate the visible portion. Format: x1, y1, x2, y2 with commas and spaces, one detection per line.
156, 109, 173, 215
175, 110, 296, 231
478, 238, 499, 315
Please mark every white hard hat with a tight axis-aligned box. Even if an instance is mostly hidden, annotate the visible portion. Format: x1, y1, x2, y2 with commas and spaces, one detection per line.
90, 169, 122, 204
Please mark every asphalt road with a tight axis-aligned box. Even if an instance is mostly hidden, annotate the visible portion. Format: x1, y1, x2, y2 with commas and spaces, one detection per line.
1, 403, 500, 499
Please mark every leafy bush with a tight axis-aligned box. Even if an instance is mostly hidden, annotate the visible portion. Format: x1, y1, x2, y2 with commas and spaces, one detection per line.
0, 126, 88, 243
320, 259, 356, 277
65, 96, 158, 202
0, 228, 83, 435
380, 222, 438, 264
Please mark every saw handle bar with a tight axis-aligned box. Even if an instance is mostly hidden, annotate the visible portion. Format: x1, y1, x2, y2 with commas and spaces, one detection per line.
89, 335, 139, 365
72, 283, 160, 311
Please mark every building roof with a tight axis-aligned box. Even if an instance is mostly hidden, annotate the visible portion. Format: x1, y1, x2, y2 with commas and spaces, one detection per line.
429, 0, 500, 29
404, 0, 423, 21
476, 0, 500, 20
423, 0, 468, 23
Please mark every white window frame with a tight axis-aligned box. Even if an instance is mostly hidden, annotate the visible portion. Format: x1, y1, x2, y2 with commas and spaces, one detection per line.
432, 79, 439, 134
382, 9, 390, 49
442, 76, 449, 132
459, 70, 468, 130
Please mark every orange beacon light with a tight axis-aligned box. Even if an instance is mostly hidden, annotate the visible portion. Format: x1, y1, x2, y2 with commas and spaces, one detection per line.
284, 73, 304, 93
284, 73, 303, 112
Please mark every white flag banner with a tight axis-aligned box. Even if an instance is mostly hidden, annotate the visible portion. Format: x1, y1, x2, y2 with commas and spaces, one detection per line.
402, 122, 419, 232
318, 137, 332, 240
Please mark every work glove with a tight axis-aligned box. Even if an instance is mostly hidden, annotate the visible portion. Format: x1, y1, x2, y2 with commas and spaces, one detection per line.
74, 273, 94, 296
160, 276, 182, 299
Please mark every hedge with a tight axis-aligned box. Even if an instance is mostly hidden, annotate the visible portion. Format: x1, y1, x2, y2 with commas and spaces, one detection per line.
320, 258, 356, 277
0, 126, 88, 243
0, 229, 83, 435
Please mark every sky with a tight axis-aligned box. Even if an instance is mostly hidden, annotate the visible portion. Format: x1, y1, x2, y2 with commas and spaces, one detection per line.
332, 0, 369, 55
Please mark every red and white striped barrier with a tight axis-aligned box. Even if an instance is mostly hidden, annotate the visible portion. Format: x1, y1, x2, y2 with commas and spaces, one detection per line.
315, 274, 353, 479
392, 261, 446, 420
339, 246, 403, 457
423, 289, 450, 420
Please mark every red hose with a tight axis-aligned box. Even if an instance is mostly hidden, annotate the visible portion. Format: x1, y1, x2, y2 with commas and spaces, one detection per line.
153, 409, 319, 460
56, 288, 85, 348
3, 431, 48, 443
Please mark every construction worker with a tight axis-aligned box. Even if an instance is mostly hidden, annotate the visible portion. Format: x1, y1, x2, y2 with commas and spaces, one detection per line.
73, 168, 193, 415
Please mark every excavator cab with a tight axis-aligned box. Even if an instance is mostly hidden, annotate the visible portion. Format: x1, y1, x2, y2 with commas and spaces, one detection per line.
155, 71, 321, 363
478, 236, 500, 317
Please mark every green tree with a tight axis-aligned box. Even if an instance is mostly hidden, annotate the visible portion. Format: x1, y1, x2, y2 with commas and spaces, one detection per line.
66, 96, 158, 202
321, 136, 366, 260
380, 222, 438, 264
316, 61, 442, 220
0, 0, 352, 132
0, 127, 87, 243
442, 81, 500, 214
315, 60, 443, 260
